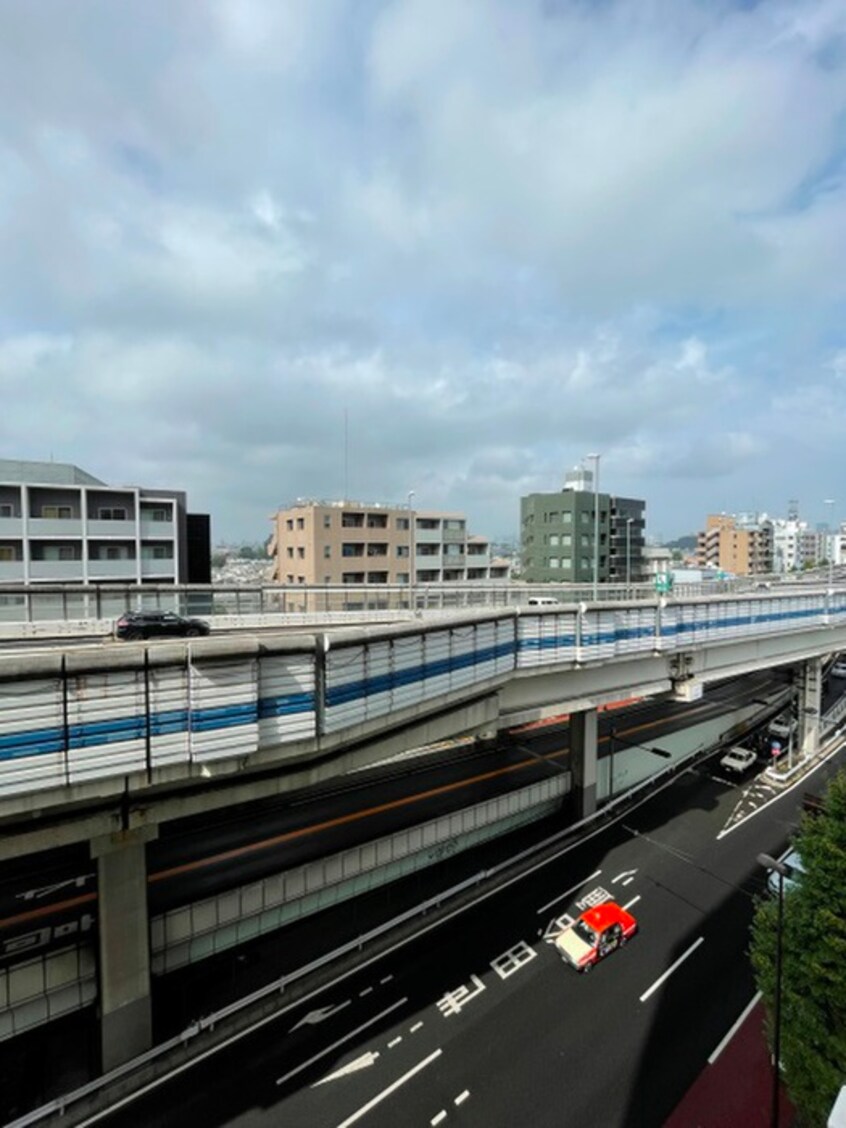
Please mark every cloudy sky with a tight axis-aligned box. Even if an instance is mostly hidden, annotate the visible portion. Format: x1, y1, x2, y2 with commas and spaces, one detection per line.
1, 0, 844, 546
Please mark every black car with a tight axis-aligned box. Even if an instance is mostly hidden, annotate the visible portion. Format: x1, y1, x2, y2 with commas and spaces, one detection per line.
114, 610, 211, 641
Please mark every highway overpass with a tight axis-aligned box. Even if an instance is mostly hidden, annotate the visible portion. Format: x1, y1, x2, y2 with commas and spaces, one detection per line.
1, 586, 845, 1076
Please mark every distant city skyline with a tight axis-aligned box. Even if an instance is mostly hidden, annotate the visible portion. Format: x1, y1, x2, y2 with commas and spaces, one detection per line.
1, 2, 844, 545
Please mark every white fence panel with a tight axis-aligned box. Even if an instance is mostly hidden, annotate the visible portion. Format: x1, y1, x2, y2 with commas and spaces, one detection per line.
66, 669, 147, 783
189, 656, 258, 762
0, 677, 65, 796
258, 654, 316, 745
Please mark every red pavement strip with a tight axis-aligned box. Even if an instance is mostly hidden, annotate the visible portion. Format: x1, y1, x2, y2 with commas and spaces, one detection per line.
664, 998, 795, 1127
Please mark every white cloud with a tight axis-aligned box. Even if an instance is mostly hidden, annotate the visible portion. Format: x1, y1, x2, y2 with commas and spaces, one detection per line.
0, 0, 844, 540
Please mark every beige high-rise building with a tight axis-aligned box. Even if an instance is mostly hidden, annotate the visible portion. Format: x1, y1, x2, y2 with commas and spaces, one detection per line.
696, 514, 773, 576
268, 500, 509, 585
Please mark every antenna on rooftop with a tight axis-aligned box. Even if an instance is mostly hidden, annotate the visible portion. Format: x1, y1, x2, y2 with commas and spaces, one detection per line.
344, 407, 349, 503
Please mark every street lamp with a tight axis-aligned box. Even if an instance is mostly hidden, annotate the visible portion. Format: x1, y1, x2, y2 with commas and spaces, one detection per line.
757, 852, 789, 1128
585, 453, 601, 601
407, 491, 415, 610
626, 517, 634, 596
824, 499, 835, 592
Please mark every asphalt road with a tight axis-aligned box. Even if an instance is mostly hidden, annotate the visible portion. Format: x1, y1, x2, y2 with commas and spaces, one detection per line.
77, 731, 844, 1128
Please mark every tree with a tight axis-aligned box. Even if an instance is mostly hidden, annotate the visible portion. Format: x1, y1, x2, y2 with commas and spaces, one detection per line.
750, 769, 846, 1125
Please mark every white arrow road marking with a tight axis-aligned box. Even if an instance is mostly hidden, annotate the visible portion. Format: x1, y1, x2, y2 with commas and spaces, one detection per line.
290, 1000, 351, 1031
336, 1048, 443, 1128
277, 998, 407, 1086
612, 869, 637, 884
314, 1051, 381, 1086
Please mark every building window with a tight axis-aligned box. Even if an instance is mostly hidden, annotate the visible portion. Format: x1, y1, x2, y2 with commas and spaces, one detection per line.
396, 517, 410, 531
148, 508, 168, 521
324, 575, 331, 583
106, 546, 121, 560
286, 519, 294, 530
396, 545, 409, 557
323, 514, 331, 528
366, 514, 388, 529
549, 557, 560, 568
342, 543, 364, 557
42, 505, 73, 519
0, 505, 12, 518
548, 512, 559, 523
549, 534, 559, 547
342, 572, 365, 583
151, 545, 172, 559
297, 547, 305, 559
287, 547, 293, 558
342, 512, 364, 528
562, 534, 572, 547
563, 512, 572, 525
580, 511, 590, 525
367, 543, 388, 556
324, 545, 331, 558
561, 556, 571, 569
59, 546, 76, 561
417, 518, 440, 530
296, 518, 304, 530
0, 546, 14, 560
98, 507, 127, 521
286, 574, 294, 583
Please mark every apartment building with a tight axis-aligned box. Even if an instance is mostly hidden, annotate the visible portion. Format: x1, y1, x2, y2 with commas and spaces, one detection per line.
520, 470, 646, 585
696, 514, 773, 576
0, 459, 211, 585
268, 500, 508, 585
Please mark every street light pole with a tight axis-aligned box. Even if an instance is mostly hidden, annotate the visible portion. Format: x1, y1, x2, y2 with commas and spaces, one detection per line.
824, 499, 835, 592
593, 455, 600, 602
407, 491, 415, 611
758, 853, 788, 1128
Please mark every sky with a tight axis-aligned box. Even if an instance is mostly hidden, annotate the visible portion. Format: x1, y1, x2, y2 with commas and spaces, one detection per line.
1, 0, 845, 546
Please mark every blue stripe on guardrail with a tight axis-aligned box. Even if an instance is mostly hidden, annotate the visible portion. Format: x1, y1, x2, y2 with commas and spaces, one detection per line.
0, 691, 316, 763
325, 640, 515, 709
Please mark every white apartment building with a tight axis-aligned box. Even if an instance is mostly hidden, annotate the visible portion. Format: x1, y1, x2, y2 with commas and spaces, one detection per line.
0, 459, 210, 585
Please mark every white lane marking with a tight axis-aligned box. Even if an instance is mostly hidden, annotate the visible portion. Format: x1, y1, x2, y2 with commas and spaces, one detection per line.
640, 938, 704, 1003
290, 1000, 351, 1031
359, 986, 373, 997
455, 1089, 470, 1106
431, 1112, 447, 1126
437, 974, 485, 1017
576, 885, 612, 911
708, 993, 761, 1064
623, 895, 641, 911
490, 941, 537, 980
411, 1021, 424, 1033
276, 998, 408, 1086
621, 876, 635, 886
612, 869, 637, 884
336, 1048, 443, 1128
380, 975, 393, 985
315, 1052, 380, 1086
388, 1036, 402, 1048
536, 870, 602, 914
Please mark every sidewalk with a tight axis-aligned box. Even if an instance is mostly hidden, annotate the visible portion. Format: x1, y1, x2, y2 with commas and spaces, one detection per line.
664, 996, 795, 1127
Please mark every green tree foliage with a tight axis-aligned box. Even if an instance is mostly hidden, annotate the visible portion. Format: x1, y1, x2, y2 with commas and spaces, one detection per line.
750, 770, 846, 1125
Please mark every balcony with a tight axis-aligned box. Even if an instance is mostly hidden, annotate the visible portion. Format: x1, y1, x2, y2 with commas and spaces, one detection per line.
0, 560, 25, 582
0, 517, 23, 537
139, 520, 174, 539
29, 560, 85, 581
87, 519, 138, 538
141, 559, 176, 579
28, 518, 83, 537
87, 560, 139, 581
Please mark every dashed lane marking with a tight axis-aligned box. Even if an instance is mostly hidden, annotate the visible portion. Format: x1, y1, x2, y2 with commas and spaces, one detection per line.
336, 1048, 443, 1128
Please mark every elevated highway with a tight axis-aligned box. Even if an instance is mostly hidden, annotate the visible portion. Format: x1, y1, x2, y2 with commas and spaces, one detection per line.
1, 586, 844, 1076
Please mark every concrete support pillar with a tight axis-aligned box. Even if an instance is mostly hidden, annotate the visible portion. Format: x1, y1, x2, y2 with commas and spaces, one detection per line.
570, 707, 598, 820
798, 657, 823, 761
91, 827, 157, 1073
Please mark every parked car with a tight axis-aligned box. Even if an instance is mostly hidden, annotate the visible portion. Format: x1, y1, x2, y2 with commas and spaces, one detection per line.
554, 902, 637, 973
114, 611, 210, 641
719, 745, 757, 774
527, 596, 560, 607
766, 848, 805, 895
831, 661, 846, 678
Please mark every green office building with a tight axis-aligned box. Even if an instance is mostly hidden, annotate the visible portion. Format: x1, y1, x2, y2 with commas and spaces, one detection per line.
521, 469, 645, 586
